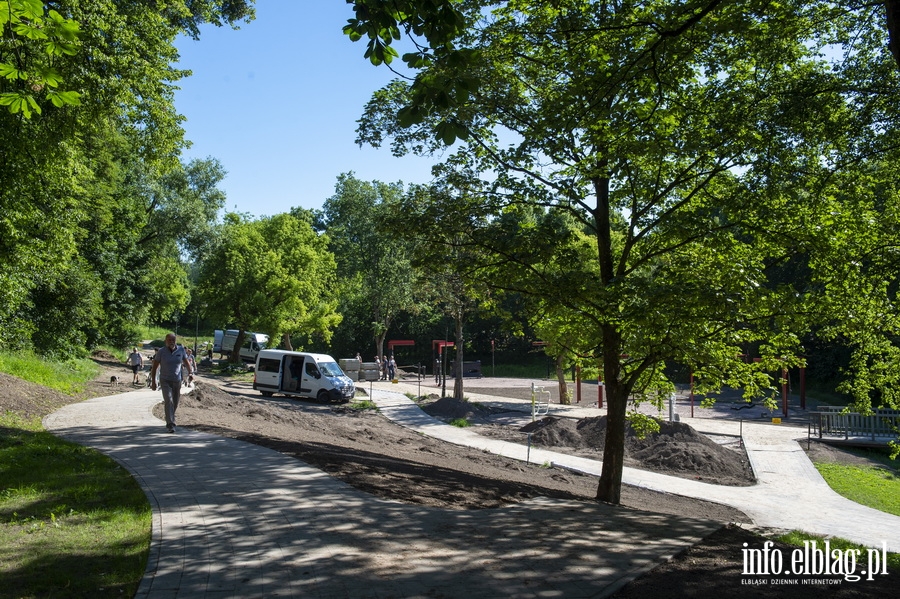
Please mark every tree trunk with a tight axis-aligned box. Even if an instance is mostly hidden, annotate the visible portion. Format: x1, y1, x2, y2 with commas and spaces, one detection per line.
282, 332, 293, 351
555, 353, 570, 405
375, 331, 386, 363
596, 328, 626, 504
441, 349, 448, 398
229, 330, 246, 365
453, 313, 464, 401
888, 0, 900, 69
593, 170, 625, 504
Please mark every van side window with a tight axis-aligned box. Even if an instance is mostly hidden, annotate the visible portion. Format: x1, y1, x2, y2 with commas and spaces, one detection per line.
305, 361, 320, 377
257, 358, 280, 373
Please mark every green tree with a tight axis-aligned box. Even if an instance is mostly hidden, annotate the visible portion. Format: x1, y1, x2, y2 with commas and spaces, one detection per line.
0, 0, 82, 118
319, 173, 420, 359
344, 0, 900, 74
0, 1, 252, 351
353, 1, 900, 504
382, 184, 496, 401
196, 212, 341, 363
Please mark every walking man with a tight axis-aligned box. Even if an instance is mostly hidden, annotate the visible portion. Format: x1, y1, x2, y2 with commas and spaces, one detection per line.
126, 347, 144, 385
149, 333, 194, 433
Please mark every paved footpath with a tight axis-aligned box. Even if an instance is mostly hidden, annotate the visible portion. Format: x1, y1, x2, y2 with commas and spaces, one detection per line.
44, 388, 721, 599
371, 380, 900, 553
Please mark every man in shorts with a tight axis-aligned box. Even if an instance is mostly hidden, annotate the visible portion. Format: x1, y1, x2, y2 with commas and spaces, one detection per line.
149, 333, 194, 433
126, 347, 144, 385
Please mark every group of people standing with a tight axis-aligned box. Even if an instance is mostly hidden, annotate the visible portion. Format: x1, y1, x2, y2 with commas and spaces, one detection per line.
374, 355, 397, 381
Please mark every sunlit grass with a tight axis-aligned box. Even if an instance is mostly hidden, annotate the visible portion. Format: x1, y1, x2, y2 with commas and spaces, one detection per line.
0, 351, 99, 395
351, 399, 378, 411
775, 530, 900, 570
0, 412, 150, 599
814, 462, 900, 517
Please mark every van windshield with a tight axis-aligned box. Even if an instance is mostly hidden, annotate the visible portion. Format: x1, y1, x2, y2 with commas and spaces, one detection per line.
319, 362, 343, 377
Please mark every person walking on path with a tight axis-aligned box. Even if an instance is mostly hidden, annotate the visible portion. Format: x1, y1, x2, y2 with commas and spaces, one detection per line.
149, 333, 194, 433
185, 348, 197, 386
126, 347, 144, 385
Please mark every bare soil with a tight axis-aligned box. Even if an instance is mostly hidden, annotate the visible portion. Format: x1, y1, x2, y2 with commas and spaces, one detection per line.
435, 399, 756, 486
2, 356, 897, 597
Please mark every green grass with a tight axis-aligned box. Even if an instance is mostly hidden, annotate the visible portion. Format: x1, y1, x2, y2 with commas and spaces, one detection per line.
350, 400, 378, 411
0, 412, 150, 599
775, 530, 900, 570
0, 351, 99, 395
449, 418, 470, 428
489, 362, 554, 379
813, 462, 900, 517
0, 351, 151, 597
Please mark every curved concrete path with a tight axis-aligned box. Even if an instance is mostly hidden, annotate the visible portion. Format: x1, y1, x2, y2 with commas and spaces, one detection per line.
370, 380, 900, 553
44, 388, 720, 599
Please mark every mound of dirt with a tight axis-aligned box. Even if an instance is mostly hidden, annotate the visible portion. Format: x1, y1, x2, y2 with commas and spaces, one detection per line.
421, 396, 509, 423
497, 413, 755, 486
91, 349, 120, 361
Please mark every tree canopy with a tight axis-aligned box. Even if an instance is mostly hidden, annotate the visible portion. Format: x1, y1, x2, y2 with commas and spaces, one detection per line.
0, 0, 254, 352
195, 212, 341, 361
317, 173, 421, 359
351, 1, 900, 502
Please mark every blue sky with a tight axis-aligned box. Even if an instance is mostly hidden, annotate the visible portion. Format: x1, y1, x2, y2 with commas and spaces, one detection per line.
174, 1, 438, 217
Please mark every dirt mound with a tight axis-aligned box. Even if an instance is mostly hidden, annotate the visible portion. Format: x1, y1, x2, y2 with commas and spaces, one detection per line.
91, 349, 120, 361
521, 417, 585, 447
0, 372, 74, 419
421, 396, 506, 422
522, 415, 754, 486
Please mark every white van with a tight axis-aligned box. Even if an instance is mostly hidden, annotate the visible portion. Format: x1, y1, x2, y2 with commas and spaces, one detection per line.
216, 329, 269, 362
253, 349, 355, 403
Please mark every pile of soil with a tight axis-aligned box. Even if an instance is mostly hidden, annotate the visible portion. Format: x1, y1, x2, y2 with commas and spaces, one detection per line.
524, 415, 755, 486
422, 396, 754, 486
420, 395, 509, 422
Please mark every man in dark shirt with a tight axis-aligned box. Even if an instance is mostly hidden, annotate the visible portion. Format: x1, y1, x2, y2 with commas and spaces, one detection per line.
149, 333, 194, 433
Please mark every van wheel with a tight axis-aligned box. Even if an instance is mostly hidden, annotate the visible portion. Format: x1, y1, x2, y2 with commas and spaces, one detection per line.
317, 390, 329, 403
260, 391, 274, 397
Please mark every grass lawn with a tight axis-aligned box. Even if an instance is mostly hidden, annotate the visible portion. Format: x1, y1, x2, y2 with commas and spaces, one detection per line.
1, 350, 152, 599
814, 461, 900, 517
0, 412, 151, 599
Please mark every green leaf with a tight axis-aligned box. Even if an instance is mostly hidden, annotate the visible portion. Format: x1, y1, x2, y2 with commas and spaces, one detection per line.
435, 120, 457, 145
46, 90, 81, 107
397, 105, 422, 128
25, 94, 41, 115
0, 63, 20, 81
36, 66, 64, 88
13, 21, 48, 41
19, 0, 44, 20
